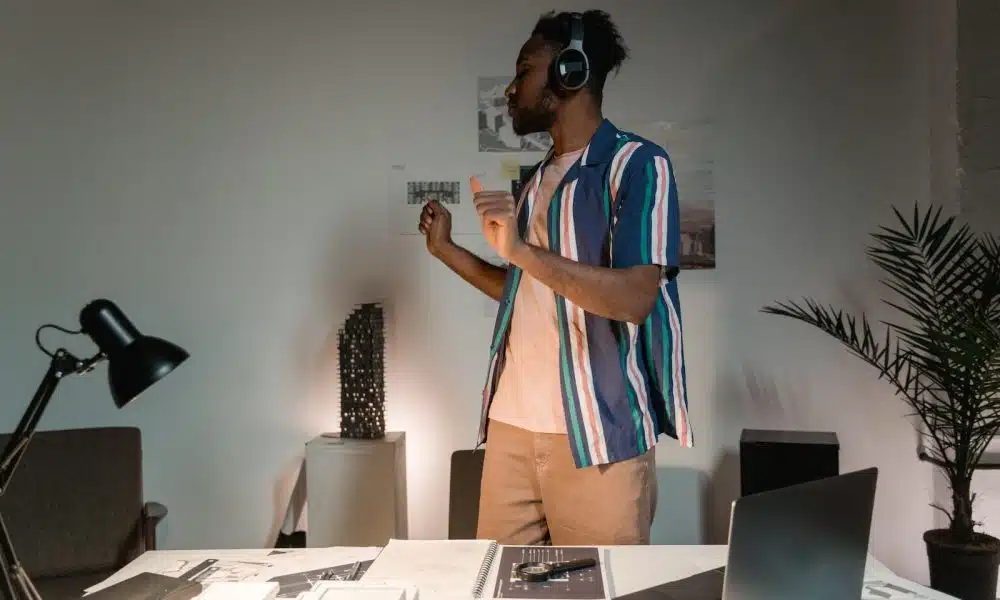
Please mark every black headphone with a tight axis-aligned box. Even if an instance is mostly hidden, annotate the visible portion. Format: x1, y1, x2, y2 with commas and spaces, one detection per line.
550, 12, 590, 93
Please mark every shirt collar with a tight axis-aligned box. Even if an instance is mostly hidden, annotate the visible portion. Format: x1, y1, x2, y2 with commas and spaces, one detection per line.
579, 118, 622, 167
537, 118, 621, 170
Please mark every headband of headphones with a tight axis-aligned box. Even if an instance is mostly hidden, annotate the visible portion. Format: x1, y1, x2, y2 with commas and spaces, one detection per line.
568, 12, 583, 49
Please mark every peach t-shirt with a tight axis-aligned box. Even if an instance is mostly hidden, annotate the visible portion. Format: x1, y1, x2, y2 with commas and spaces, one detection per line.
488, 148, 584, 433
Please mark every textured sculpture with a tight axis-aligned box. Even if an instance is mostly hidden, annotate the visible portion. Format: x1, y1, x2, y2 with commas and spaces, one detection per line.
337, 302, 386, 439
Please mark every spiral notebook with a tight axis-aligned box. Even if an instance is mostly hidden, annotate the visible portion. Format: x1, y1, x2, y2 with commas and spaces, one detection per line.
360, 538, 499, 598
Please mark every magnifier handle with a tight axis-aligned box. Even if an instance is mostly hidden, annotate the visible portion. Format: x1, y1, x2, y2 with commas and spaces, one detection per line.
550, 558, 597, 575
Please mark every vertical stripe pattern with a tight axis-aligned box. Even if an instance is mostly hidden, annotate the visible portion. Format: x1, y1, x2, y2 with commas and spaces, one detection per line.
559, 179, 608, 465
651, 156, 671, 265
664, 281, 691, 447
610, 142, 642, 207
477, 120, 691, 465
625, 322, 656, 450
550, 179, 588, 465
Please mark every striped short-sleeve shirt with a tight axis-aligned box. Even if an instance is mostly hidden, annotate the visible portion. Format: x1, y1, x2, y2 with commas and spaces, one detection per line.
477, 118, 692, 468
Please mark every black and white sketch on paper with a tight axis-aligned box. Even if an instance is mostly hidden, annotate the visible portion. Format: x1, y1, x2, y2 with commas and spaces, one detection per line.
268, 560, 373, 598
178, 558, 273, 584
407, 181, 460, 205
478, 77, 552, 153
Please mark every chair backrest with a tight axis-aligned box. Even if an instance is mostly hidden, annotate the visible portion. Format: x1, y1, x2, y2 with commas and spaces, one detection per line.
448, 449, 485, 539
0, 426, 145, 578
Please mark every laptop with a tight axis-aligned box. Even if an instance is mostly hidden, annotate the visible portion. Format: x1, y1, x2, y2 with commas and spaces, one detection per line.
619, 467, 878, 600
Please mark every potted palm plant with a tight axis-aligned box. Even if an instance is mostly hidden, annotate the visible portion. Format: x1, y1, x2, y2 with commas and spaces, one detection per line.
761, 204, 1000, 600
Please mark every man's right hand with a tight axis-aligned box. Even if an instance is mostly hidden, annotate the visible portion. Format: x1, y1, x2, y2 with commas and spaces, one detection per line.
417, 194, 507, 302
418, 199, 453, 257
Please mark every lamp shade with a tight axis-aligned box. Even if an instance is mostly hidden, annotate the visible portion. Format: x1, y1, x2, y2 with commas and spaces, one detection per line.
79, 299, 189, 408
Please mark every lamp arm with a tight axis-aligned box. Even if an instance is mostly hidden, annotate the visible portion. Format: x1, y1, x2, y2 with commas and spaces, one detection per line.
0, 348, 104, 496
0, 305, 184, 600
0, 347, 104, 600
0, 354, 67, 600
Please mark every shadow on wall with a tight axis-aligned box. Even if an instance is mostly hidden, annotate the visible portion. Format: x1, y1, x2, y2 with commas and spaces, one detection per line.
691, 0, 925, 552
263, 204, 432, 546
735, 362, 811, 430
292, 219, 397, 432
697, 362, 819, 544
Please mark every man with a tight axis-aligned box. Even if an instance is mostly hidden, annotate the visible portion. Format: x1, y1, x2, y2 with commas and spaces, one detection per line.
418, 9, 690, 545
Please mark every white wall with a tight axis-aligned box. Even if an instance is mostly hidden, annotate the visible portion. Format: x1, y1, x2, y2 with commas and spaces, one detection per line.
956, 0, 1000, 568
956, 0, 1000, 234
0, 0, 959, 585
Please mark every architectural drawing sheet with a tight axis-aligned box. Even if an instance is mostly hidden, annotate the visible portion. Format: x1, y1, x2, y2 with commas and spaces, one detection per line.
82, 547, 382, 596
176, 558, 273, 585
493, 546, 608, 599
268, 559, 374, 598
618, 119, 716, 269
84, 550, 278, 593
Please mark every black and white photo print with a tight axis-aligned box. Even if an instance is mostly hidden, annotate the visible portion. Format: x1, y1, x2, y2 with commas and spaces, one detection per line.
406, 181, 460, 205
478, 77, 551, 153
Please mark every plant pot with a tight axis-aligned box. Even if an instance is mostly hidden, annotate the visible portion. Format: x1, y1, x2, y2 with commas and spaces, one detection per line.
924, 528, 1000, 600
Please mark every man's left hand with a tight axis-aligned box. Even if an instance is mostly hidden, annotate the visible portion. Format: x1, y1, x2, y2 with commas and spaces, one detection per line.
473, 185, 524, 261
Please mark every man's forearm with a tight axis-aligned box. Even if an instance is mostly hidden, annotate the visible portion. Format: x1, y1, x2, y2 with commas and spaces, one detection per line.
434, 242, 507, 301
508, 243, 659, 324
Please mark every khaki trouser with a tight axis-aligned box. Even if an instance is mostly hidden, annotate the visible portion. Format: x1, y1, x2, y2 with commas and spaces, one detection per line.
475, 419, 658, 545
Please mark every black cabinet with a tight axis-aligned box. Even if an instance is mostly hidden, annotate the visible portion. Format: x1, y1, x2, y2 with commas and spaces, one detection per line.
739, 429, 840, 496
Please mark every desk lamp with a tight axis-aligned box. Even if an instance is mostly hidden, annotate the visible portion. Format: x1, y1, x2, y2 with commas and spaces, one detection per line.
0, 299, 188, 600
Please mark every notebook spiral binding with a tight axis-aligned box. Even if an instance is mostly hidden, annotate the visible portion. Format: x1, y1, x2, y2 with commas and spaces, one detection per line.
472, 541, 499, 598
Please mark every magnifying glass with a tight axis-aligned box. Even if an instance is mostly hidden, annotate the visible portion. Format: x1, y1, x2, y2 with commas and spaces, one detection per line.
515, 558, 597, 582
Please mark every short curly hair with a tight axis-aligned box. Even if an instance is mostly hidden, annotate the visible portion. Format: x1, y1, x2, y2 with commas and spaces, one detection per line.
530, 9, 630, 103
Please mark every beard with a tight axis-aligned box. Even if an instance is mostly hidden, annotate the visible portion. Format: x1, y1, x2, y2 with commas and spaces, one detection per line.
510, 89, 557, 136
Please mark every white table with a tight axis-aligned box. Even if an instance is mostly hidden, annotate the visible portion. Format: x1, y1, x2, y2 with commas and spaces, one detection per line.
603, 545, 949, 598
85, 544, 954, 599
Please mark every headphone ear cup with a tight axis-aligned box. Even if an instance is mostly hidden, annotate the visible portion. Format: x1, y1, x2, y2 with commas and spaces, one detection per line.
548, 13, 589, 95
552, 48, 589, 92
547, 53, 568, 97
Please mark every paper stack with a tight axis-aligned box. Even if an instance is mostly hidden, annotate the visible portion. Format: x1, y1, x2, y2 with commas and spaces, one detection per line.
198, 582, 279, 600
301, 581, 417, 600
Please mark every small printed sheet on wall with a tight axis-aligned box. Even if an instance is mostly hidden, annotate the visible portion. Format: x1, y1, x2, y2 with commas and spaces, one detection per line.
387, 164, 482, 237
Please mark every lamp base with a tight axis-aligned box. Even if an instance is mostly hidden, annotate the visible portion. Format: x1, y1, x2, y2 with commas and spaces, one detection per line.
0, 511, 42, 600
